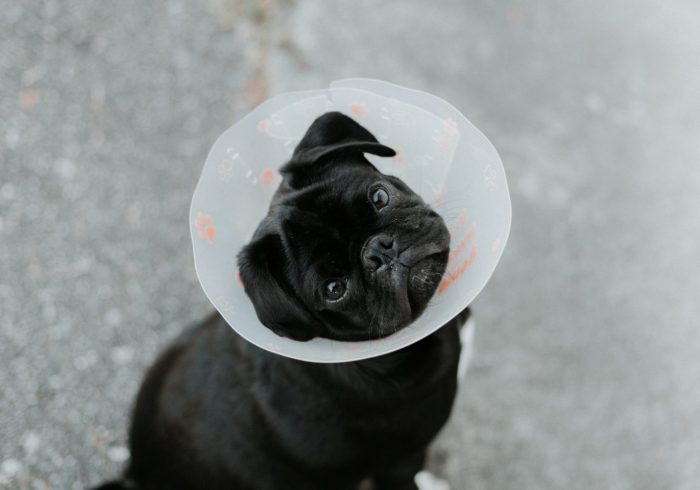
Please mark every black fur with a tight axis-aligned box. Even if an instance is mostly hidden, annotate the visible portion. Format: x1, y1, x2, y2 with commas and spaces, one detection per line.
91, 112, 466, 490
239, 112, 451, 342
93, 310, 469, 490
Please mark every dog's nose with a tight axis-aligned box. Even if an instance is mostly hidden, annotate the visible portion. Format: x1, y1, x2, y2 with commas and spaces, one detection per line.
362, 234, 399, 271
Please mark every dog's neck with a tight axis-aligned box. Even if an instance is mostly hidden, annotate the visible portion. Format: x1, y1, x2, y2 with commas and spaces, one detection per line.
286, 327, 458, 399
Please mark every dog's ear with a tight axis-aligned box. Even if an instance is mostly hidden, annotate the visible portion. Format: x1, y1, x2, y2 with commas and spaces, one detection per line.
281, 112, 395, 180
237, 230, 323, 341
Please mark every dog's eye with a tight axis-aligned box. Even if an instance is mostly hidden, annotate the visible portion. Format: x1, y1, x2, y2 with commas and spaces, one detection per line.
370, 186, 390, 210
323, 279, 347, 301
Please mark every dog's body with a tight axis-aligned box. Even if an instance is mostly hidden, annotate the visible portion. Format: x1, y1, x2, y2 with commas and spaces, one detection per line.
97, 308, 468, 490
94, 113, 467, 489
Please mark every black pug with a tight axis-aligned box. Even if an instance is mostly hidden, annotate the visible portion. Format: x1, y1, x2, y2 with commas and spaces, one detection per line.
92, 112, 471, 490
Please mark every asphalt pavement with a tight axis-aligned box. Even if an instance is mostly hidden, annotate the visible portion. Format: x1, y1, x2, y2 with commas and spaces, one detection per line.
1, 1, 699, 489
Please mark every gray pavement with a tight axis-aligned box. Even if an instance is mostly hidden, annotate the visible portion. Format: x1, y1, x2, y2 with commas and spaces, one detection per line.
2, 1, 700, 489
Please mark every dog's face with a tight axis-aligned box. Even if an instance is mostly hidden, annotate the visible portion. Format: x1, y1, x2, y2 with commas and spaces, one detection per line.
238, 112, 450, 341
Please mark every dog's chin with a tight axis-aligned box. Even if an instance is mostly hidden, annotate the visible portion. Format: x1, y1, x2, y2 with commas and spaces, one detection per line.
376, 252, 448, 337
407, 251, 448, 316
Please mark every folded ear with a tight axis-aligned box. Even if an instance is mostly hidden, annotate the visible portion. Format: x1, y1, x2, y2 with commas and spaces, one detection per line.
237, 231, 323, 341
281, 111, 395, 177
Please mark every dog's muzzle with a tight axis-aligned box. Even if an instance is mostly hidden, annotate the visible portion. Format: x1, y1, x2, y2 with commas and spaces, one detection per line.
362, 233, 448, 273
362, 234, 403, 272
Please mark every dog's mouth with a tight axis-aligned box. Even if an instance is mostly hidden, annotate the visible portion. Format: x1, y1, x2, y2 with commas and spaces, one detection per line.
363, 243, 449, 338
407, 249, 449, 316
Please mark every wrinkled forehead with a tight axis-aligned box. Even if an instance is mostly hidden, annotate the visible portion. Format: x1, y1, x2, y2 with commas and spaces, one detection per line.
289, 164, 380, 211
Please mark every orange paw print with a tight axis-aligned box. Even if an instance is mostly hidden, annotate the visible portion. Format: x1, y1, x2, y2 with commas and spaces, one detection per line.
259, 167, 275, 187
438, 135, 451, 149
349, 101, 367, 118
438, 209, 478, 294
443, 117, 458, 134
194, 212, 216, 243
257, 118, 271, 133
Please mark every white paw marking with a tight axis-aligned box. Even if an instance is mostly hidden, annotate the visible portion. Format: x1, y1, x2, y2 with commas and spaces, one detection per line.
458, 316, 475, 381
415, 470, 452, 490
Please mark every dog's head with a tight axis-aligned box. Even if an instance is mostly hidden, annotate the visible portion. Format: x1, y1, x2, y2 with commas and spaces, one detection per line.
238, 112, 450, 341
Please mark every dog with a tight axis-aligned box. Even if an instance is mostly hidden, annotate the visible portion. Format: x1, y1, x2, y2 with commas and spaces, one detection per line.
92, 112, 470, 490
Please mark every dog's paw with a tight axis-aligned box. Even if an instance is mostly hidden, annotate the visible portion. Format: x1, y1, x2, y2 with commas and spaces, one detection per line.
415, 471, 451, 490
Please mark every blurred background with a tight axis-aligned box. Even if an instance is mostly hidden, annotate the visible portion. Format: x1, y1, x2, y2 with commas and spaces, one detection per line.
1, 0, 699, 488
